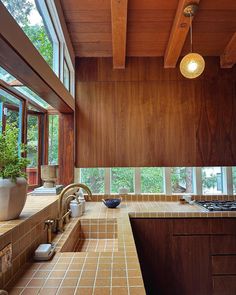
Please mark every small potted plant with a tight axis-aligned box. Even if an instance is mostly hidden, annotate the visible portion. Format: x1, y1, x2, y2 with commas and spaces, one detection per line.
0, 124, 29, 221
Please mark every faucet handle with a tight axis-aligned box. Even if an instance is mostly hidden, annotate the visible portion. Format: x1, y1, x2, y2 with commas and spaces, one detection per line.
44, 219, 55, 229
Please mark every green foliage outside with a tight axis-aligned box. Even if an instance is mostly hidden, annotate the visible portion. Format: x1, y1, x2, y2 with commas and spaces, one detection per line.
27, 115, 38, 168
233, 168, 236, 193
2, 0, 53, 68
0, 124, 29, 180
202, 171, 217, 189
141, 168, 163, 193
111, 168, 134, 193
48, 115, 59, 165
81, 168, 105, 194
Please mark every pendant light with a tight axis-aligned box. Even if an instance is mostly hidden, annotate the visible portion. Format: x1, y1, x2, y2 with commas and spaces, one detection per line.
180, 4, 205, 79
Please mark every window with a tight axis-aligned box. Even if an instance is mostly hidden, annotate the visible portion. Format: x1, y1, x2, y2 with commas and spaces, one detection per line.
48, 115, 59, 165
0, 89, 22, 151
2, 0, 54, 70
2, 1, 75, 95
63, 59, 70, 91
141, 167, 164, 193
26, 114, 39, 186
80, 168, 105, 194
171, 167, 194, 193
202, 167, 223, 194
14, 86, 50, 109
233, 167, 236, 194
111, 168, 134, 193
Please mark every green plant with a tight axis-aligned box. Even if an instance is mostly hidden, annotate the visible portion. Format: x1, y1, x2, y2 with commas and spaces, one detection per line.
0, 125, 29, 180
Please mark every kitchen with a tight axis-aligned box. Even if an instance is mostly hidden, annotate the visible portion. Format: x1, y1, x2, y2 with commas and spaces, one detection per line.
0, 0, 236, 294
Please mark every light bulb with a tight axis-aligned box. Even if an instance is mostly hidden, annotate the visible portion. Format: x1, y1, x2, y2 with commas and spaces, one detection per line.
180, 53, 205, 79
187, 61, 198, 72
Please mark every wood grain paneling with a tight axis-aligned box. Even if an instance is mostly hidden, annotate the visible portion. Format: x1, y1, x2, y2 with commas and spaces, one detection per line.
59, 113, 74, 185
213, 276, 236, 295
61, 0, 236, 62
75, 57, 236, 167
212, 256, 236, 274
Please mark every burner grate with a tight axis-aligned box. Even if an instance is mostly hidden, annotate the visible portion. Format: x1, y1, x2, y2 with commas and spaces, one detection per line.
196, 201, 236, 211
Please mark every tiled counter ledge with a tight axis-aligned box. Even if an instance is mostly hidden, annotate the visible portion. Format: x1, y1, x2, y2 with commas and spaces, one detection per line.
0, 195, 58, 290
7, 200, 236, 295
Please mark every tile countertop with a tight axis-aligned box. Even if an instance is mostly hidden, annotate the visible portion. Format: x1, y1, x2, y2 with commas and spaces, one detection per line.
0, 195, 58, 236
8, 201, 236, 295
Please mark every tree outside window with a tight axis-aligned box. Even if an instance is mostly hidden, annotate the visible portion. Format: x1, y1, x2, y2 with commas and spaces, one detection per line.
2, 0, 53, 68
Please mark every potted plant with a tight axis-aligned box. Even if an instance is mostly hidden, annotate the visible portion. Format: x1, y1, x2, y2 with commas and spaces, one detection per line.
0, 124, 29, 221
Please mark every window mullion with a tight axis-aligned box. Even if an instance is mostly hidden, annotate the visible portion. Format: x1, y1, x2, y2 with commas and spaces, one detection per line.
223, 167, 233, 195
134, 168, 141, 194
105, 168, 111, 195
164, 167, 172, 195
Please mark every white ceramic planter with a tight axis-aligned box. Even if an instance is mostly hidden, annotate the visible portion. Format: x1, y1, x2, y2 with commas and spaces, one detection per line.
0, 178, 28, 221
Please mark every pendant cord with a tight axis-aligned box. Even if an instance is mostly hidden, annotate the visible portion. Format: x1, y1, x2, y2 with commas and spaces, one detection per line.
190, 13, 193, 53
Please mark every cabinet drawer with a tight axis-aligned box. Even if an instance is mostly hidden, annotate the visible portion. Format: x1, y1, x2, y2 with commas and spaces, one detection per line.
211, 236, 236, 254
173, 219, 211, 234
173, 218, 236, 235
212, 256, 236, 274
213, 276, 236, 295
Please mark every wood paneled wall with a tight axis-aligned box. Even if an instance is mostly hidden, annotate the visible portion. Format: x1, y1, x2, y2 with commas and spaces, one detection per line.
75, 57, 236, 167
59, 113, 74, 184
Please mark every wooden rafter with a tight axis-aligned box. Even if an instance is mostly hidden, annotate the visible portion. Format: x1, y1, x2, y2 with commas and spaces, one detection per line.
164, 0, 200, 68
111, 0, 128, 69
220, 32, 236, 68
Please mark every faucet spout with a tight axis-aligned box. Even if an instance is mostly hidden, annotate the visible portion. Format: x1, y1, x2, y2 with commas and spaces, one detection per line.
57, 183, 92, 232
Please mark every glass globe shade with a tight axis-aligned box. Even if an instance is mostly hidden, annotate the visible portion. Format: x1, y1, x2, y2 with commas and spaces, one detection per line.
180, 53, 205, 79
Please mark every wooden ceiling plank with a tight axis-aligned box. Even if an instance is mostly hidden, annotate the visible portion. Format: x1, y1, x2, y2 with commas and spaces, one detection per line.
220, 32, 236, 68
111, 0, 128, 69
164, 0, 200, 68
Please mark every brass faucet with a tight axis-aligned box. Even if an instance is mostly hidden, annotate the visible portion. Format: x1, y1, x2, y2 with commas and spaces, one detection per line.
56, 183, 92, 232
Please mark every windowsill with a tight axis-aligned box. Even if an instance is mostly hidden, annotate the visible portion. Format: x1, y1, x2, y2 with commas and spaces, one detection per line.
0, 194, 58, 236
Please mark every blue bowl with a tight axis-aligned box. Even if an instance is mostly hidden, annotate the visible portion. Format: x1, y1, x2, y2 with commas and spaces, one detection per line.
102, 198, 122, 208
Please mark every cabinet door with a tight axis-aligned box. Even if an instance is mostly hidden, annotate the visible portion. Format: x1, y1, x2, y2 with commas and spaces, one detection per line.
171, 235, 212, 295
131, 218, 173, 295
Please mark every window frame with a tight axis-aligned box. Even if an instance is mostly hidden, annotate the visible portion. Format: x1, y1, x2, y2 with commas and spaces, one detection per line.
78, 167, 235, 196
0, 79, 48, 190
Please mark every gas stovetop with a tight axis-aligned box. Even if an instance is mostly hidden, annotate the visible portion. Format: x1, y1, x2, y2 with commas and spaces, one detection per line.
196, 200, 236, 211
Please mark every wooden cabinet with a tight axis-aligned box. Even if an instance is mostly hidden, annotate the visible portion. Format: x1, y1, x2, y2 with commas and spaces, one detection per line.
130, 218, 236, 295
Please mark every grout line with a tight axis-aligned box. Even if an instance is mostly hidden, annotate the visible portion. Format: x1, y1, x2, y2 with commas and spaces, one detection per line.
91, 252, 101, 295
55, 253, 75, 294
73, 252, 88, 295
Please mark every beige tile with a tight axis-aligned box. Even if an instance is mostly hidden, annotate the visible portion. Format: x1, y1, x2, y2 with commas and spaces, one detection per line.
112, 278, 127, 287
21, 288, 41, 295
75, 287, 93, 295
95, 278, 110, 287
44, 279, 62, 287
111, 287, 128, 295
94, 287, 110, 295
27, 279, 45, 287
129, 287, 146, 295
38, 288, 58, 295
61, 278, 78, 287
128, 277, 143, 286
8, 288, 24, 295
49, 270, 66, 278
57, 287, 76, 295
66, 270, 81, 277
78, 277, 95, 286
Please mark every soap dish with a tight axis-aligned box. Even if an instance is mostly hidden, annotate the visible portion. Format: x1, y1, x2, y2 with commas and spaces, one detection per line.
34, 243, 55, 261
102, 198, 122, 208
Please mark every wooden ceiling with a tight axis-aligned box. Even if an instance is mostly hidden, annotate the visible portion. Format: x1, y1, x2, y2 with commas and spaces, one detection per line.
60, 0, 236, 68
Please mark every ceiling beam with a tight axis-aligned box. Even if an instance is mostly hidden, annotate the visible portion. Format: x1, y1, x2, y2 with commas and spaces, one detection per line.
220, 32, 236, 68
111, 0, 128, 69
164, 0, 200, 68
